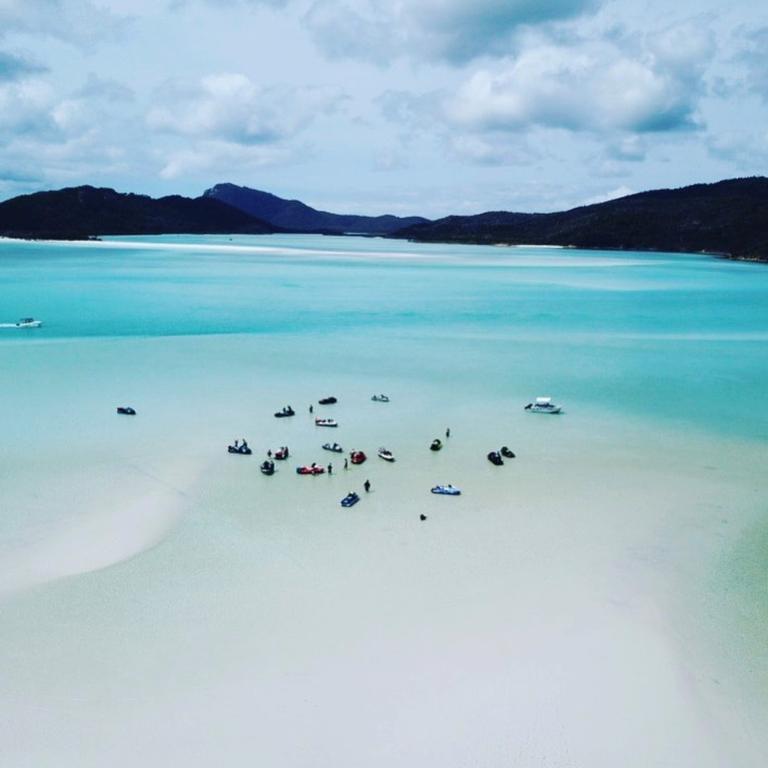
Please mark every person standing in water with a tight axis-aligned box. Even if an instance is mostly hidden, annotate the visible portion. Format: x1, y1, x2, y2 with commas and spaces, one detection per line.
309, 404, 314, 414
344, 458, 349, 470
364, 479, 371, 493
446, 427, 451, 438
327, 463, 333, 475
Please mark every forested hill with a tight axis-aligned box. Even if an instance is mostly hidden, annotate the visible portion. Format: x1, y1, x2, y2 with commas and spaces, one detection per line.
204, 183, 428, 235
0, 186, 278, 240
390, 178, 768, 262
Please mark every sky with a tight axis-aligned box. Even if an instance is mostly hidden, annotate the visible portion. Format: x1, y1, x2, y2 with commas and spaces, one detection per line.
0, 0, 767, 217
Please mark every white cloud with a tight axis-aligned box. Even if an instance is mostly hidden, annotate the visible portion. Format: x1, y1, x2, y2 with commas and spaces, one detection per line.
303, 0, 597, 65
0, 0, 127, 47
445, 25, 710, 135
148, 73, 345, 145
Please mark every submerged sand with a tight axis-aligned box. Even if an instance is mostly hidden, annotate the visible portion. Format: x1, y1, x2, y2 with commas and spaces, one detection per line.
0, 335, 766, 766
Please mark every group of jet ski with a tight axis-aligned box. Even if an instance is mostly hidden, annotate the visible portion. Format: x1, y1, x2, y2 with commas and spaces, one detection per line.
487, 446, 516, 466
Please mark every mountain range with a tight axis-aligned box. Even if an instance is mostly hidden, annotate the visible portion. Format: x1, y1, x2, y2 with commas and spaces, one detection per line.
0, 178, 766, 262
204, 183, 427, 234
391, 177, 768, 262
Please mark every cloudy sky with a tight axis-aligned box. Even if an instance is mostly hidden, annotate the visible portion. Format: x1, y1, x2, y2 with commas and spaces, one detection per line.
0, 0, 766, 216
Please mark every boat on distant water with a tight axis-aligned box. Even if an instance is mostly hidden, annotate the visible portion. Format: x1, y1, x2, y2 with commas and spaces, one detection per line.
371, 394, 390, 402
524, 397, 562, 414
431, 484, 461, 496
323, 442, 343, 453
318, 396, 337, 405
275, 406, 295, 418
378, 447, 395, 462
315, 418, 338, 427
0, 317, 43, 329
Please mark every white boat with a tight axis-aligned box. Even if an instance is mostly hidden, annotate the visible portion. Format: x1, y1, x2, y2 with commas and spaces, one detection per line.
3, 317, 43, 328
377, 447, 395, 462
371, 394, 390, 402
524, 396, 562, 414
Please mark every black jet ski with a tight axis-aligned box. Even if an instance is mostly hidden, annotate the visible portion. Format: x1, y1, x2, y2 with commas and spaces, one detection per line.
487, 451, 503, 466
318, 396, 337, 405
260, 460, 275, 475
116, 406, 136, 415
274, 406, 295, 418
228, 443, 252, 455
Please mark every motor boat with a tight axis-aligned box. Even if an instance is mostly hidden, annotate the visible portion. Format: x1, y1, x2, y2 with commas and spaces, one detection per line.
228, 444, 252, 455
318, 396, 337, 405
524, 397, 562, 414
274, 447, 289, 460
371, 394, 390, 402
430, 439, 443, 451
274, 406, 295, 418
260, 460, 275, 475
500, 446, 515, 458
116, 406, 136, 415
350, 450, 367, 465
340, 492, 360, 507
323, 442, 343, 453
431, 485, 461, 496
14, 318, 42, 328
377, 447, 395, 462
487, 451, 504, 466
315, 418, 338, 427
296, 464, 325, 475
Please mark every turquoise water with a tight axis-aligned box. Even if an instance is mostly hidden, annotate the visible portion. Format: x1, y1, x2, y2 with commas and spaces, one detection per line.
1, 234, 766, 440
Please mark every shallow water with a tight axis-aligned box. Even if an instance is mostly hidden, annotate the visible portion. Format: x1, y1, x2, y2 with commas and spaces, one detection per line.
0, 235, 767, 767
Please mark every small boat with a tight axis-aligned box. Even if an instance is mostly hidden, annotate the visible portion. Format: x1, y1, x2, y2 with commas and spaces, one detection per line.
500, 446, 515, 458
340, 492, 360, 507
350, 450, 367, 465
296, 464, 325, 475
487, 451, 504, 466
431, 484, 461, 496
260, 460, 275, 475
228, 444, 252, 455
524, 397, 562, 414
371, 394, 390, 402
274, 406, 295, 418
274, 447, 289, 460
323, 442, 343, 453
318, 396, 337, 405
315, 418, 338, 427
430, 439, 443, 451
378, 447, 395, 462
116, 406, 136, 415
15, 317, 42, 328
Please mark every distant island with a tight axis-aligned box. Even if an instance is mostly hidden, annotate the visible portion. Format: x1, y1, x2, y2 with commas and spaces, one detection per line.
0, 177, 766, 262
390, 177, 768, 263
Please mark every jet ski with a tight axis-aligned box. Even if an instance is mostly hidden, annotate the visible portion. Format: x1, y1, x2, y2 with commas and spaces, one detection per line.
487, 451, 503, 466
340, 492, 360, 507
371, 394, 390, 402
296, 464, 325, 475
315, 418, 338, 427
524, 397, 562, 414
274, 447, 289, 460
318, 396, 337, 405
323, 442, 343, 453
500, 446, 515, 458
431, 485, 461, 496
350, 450, 367, 465
377, 447, 395, 462
274, 406, 295, 418
228, 444, 252, 455
430, 439, 443, 451
260, 460, 275, 475
116, 406, 136, 415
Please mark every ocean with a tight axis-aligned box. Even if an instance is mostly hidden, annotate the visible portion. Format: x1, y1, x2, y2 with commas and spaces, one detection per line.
0, 234, 766, 767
